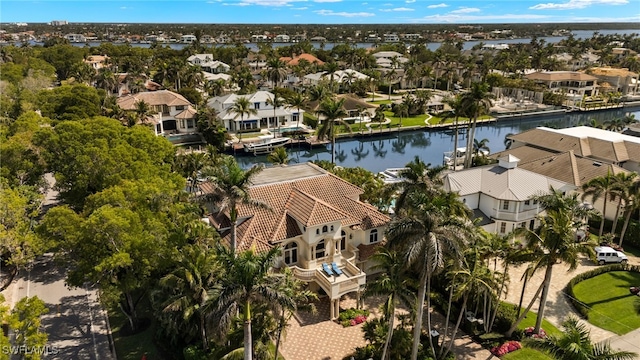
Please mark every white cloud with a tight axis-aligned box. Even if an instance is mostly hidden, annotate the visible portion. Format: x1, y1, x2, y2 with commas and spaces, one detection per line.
380, 7, 414, 11
313, 0, 342, 2
223, 0, 307, 6
362, 1, 368, 4
314, 9, 375, 16
530, 0, 627, 10
292, 6, 308, 9
420, 13, 549, 22
450, 7, 480, 13
120, 6, 129, 9
427, 3, 448, 8
406, 0, 416, 3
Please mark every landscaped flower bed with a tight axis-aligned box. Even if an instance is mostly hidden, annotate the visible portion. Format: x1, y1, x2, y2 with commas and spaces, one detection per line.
524, 327, 547, 339
338, 308, 370, 327
490, 340, 522, 357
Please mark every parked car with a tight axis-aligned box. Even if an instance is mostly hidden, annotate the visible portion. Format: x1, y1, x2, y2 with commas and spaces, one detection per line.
594, 246, 628, 265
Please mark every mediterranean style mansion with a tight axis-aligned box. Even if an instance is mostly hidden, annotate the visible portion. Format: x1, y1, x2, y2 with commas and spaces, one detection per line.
200, 163, 390, 320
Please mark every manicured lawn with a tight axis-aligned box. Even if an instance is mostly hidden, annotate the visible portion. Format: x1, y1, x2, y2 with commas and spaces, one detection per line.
572, 271, 640, 335
623, 245, 640, 258
367, 99, 393, 105
516, 310, 562, 338
502, 347, 553, 360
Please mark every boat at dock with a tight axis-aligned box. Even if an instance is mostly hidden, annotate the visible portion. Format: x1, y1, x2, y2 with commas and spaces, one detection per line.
243, 135, 291, 155
378, 168, 408, 184
443, 147, 489, 167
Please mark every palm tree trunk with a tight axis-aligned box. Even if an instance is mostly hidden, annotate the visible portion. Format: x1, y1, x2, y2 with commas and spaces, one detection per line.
534, 264, 554, 334
411, 271, 428, 360
244, 300, 253, 360
506, 280, 545, 337
381, 298, 395, 360
516, 270, 529, 319
465, 115, 478, 169
489, 262, 509, 331
438, 286, 454, 358
201, 312, 208, 351
619, 209, 633, 247
274, 308, 286, 360
453, 117, 459, 171
444, 295, 468, 358
330, 121, 336, 164
599, 194, 608, 237
612, 199, 623, 235
425, 274, 436, 360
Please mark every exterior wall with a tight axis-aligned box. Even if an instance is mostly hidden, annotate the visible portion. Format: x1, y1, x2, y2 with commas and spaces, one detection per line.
461, 193, 479, 209
478, 194, 499, 220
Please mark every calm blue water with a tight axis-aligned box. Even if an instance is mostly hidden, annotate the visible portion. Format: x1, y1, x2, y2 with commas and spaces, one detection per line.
32, 29, 638, 51
235, 107, 640, 173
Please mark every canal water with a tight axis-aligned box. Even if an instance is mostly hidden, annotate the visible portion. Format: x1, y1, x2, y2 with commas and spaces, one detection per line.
234, 107, 640, 173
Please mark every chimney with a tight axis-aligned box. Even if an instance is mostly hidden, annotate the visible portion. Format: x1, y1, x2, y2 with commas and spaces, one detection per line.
498, 154, 520, 169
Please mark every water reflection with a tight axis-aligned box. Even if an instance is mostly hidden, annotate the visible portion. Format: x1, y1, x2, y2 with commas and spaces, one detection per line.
235, 107, 640, 173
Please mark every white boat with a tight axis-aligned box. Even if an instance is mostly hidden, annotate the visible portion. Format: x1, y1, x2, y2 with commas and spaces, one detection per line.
243, 135, 290, 155
443, 147, 489, 167
378, 167, 408, 184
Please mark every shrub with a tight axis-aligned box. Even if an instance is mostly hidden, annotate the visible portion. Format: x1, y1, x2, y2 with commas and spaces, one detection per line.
338, 308, 370, 327
524, 326, 547, 339
493, 302, 518, 334
490, 340, 522, 357
478, 332, 505, 349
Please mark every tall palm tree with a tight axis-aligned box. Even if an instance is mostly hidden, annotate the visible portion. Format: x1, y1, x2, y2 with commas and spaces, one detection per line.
442, 95, 466, 171
323, 61, 340, 93
285, 92, 307, 131
394, 156, 446, 212
507, 188, 595, 336
229, 97, 258, 142
199, 157, 269, 255
267, 147, 290, 166
473, 138, 490, 157
153, 244, 220, 351
610, 172, 638, 236
266, 57, 288, 88
582, 171, 616, 237
387, 189, 471, 360
365, 247, 415, 360
619, 181, 640, 247
266, 91, 285, 136
134, 100, 156, 126
461, 82, 493, 169
210, 245, 295, 360
526, 315, 636, 360
315, 97, 349, 164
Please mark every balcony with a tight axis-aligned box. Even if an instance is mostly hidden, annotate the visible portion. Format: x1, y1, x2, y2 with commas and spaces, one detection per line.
290, 258, 366, 300
492, 207, 540, 222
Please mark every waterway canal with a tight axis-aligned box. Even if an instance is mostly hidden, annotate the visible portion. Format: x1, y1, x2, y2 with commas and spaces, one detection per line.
234, 107, 640, 173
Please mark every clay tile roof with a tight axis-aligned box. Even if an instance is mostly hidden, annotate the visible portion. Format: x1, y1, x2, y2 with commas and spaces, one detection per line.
175, 106, 197, 119
525, 71, 598, 82
117, 90, 192, 109
283, 53, 325, 66
357, 243, 383, 261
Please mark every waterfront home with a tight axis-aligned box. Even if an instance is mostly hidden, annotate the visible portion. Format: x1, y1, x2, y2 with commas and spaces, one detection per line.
274, 34, 290, 43
551, 52, 600, 71
207, 91, 304, 133
524, 71, 599, 99
280, 53, 325, 67
372, 51, 409, 68
187, 54, 230, 74
383, 33, 399, 42
588, 67, 639, 96
180, 34, 197, 43
443, 155, 575, 235
303, 69, 369, 87
506, 126, 640, 173
83, 55, 109, 70
201, 162, 390, 320
64, 33, 86, 43
117, 90, 197, 135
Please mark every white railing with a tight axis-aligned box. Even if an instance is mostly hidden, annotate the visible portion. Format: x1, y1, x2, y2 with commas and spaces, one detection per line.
492, 208, 540, 222
291, 266, 318, 282
345, 258, 363, 275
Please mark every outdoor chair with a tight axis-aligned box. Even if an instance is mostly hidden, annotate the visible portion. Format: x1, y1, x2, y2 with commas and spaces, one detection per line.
322, 263, 334, 276
331, 262, 343, 276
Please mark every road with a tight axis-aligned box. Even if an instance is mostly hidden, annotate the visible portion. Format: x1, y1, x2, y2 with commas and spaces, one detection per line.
10, 254, 116, 359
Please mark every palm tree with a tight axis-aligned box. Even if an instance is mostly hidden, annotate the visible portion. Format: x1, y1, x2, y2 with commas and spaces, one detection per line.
507, 188, 595, 336
199, 157, 269, 255
387, 189, 471, 360
526, 315, 636, 360
323, 61, 340, 93
134, 100, 156, 126
210, 245, 295, 360
582, 171, 616, 237
266, 57, 288, 88
619, 181, 640, 247
473, 138, 490, 157
285, 92, 307, 131
153, 244, 220, 351
95, 68, 118, 94
461, 82, 493, 169
373, 106, 387, 133
229, 97, 258, 142
393, 156, 446, 212
267, 147, 290, 166
442, 95, 466, 171
365, 247, 415, 360
315, 97, 349, 164
266, 91, 285, 136
610, 172, 638, 236
177, 151, 211, 193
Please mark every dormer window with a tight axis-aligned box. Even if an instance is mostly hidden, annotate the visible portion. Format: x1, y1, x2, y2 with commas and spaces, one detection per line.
254, 102, 260, 109
322, 225, 328, 233
369, 229, 378, 243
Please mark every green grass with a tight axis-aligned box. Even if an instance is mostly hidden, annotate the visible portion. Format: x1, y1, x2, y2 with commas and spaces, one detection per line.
367, 99, 393, 105
502, 347, 553, 360
623, 245, 640, 257
572, 271, 640, 335
108, 305, 161, 360
516, 310, 562, 338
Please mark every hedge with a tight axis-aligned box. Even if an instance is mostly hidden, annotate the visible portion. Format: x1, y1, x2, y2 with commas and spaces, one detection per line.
588, 218, 640, 248
564, 264, 640, 318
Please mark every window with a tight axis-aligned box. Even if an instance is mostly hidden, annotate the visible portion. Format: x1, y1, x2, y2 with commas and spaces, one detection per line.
533, 200, 539, 205
284, 242, 298, 265
322, 225, 328, 233
524, 200, 530, 206
316, 229, 319, 235
340, 231, 347, 252
330, 225, 334, 231
254, 102, 260, 109
502, 201, 509, 210
520, 222, 526, 228
369, 229, 379, 243
314, 240, 325, 260
500, 222, 507, 233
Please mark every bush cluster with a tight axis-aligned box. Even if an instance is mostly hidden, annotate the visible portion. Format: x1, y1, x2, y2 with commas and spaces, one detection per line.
490, 340, 522, 357
524, 326, 547, 339
338, 308, 370, 327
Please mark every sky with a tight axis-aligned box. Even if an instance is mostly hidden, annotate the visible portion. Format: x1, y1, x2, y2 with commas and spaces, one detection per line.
2, 0, 640, 24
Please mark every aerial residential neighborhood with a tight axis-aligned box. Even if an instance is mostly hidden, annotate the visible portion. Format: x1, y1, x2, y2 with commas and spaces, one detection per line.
1, 9, 640, 360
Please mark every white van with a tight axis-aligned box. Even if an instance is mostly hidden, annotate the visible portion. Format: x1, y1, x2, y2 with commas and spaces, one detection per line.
594, 246, 628, 265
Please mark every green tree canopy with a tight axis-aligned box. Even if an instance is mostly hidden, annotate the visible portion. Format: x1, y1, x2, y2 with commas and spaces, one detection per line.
36, 84, 103, 121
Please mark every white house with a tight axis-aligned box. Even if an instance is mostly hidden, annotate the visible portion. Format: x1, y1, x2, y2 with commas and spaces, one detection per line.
187, 54, 231, 74
207, 91, 304, 133
274, 34, 290, 43
443, 155, 576, 235
117, 90, 197, 135
383, 33, 400, 42
64, 33, 86, 43
303, 69, 370, 87
180, 34, 197, 43
201, 162, 390, 320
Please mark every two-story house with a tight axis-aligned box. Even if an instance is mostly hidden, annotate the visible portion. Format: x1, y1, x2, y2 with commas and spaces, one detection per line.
117, 90, 197, 135
187, 54, 231, 74
588, 67, 639, 96
524, 71, 599, 99
201, 162, 390, 320
207, 91, 304, 133
443, 155, 576, 235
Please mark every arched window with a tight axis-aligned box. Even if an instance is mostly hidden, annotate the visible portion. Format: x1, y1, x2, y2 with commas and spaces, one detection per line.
316, 229, 320, 235
369, 229, 378, 243
340, 231, 347, 252
284, 242, 298, 265
314, 239, 325, 260
322, 225, 328, 233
